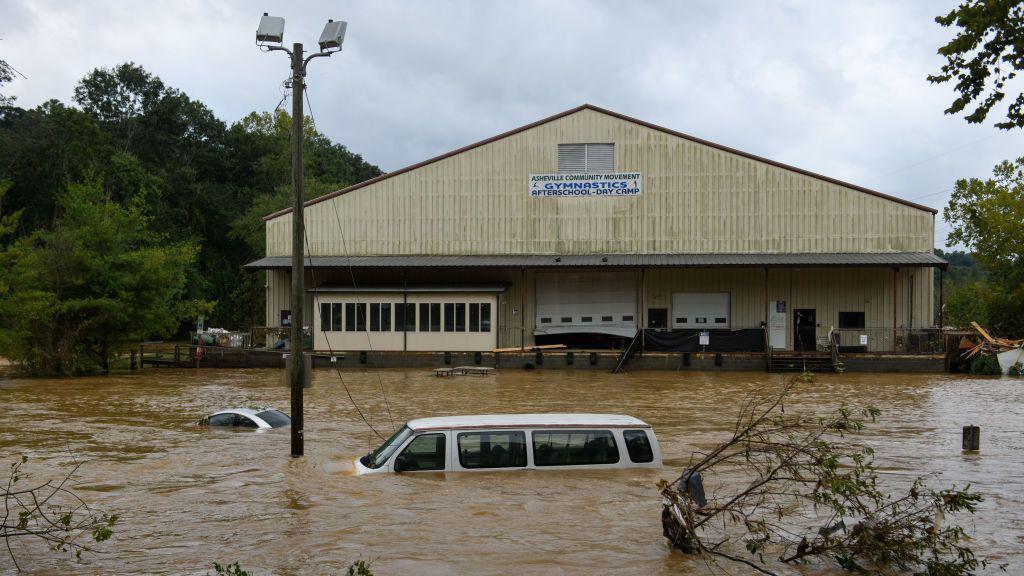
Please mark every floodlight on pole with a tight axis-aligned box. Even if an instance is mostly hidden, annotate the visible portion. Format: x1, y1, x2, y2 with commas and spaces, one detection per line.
256, 13, 348, 458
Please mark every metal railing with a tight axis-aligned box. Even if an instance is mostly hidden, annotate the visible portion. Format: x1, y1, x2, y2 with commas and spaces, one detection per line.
831, 327, 944, 354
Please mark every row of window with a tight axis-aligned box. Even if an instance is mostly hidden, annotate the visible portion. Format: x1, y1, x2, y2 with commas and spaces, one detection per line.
398, 428, 653, 471
674, 317, 727, 324
539, 314, 634, 324
320, 302, 492, 333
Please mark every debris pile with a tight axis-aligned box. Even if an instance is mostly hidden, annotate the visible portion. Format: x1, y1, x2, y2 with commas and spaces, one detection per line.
962, 322, 1023, 375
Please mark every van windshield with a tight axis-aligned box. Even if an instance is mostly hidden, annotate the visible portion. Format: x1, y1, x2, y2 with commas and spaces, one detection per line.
360, 425, 413, 469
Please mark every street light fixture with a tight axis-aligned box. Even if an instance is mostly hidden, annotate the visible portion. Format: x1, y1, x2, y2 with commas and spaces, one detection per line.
256, 13, 347, 458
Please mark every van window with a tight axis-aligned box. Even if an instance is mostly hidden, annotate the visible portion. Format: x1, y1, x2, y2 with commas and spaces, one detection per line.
397, 433, 446, 471
532, 430, 619, 466
623, 429, 654, 463
458, 431, 527, 469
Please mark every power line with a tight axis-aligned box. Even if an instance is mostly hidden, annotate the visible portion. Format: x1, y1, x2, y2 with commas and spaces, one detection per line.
876, 135, 997, 179
303, 86, 396, 434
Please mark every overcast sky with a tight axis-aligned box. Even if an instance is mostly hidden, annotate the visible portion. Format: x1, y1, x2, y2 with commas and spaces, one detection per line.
3, 0, 1023, 249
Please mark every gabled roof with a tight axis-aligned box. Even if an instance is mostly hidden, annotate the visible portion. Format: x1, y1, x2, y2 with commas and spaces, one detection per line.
264, 104, 937, 221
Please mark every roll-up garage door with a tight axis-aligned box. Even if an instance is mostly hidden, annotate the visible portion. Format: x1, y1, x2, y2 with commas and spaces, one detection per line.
535, 272, 637, 338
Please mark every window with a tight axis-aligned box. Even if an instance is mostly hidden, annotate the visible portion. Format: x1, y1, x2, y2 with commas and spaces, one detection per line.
397, 433, 446, 471
395, 303, 415, 331
675, 317, 687, 324
207, 413, 236, 427
581, 316, 592, 322
370, 303, 381, 331
345, 303, 356, 331
256, 410, 291, 428
481, 303, 491, 332
362, 426, 413, 470
346, 303, 366, 331
366, 303, 392, 331
696, 317, 707, 324
469, 303, 480, 332
622, 315, 634, 322
839, 312, 866, 330
602, 316, 613, 322
557, 143, 615, 173
444, 303, 455, 332
234, 415, 258, 428
430, 303, 441, 332
455, 303, 466, 331
457, 431, 527, 469
320, 303, 330, 332
331, 303, 342, 331
541, 317, 552, 324
623, 430, 654, 463
419, 303, 430, 332
532, 430, 620, 466
561, 316, 572, 323
714, 317, 727, 324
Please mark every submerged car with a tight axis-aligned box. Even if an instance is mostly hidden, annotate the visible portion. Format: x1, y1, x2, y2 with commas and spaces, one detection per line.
355, 413, 661, 474
199, 408, 291, 429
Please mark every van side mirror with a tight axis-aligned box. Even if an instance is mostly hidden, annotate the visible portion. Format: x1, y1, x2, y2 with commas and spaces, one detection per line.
394, 455, 409, 472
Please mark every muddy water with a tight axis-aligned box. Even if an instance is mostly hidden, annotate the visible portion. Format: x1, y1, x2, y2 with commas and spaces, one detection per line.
0, 368, 1021, 575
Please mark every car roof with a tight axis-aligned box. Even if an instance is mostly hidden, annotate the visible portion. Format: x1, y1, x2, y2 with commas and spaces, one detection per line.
213, 408, 274, 418
405, 413, 650, 431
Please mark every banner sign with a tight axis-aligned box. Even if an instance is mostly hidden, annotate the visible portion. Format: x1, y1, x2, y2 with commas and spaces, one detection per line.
529, 173, 642, 197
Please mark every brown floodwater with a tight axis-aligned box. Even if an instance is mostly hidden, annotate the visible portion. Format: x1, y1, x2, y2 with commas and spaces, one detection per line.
0, 368, 1021, 575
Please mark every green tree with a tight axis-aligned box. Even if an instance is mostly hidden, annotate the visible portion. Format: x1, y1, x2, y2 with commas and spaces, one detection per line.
0, 180, 200, 375
944, 157, 1024, 336
0, 57, 17, 111
928, 1, 1024, 129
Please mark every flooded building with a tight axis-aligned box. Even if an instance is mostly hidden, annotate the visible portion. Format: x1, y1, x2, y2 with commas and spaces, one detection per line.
245, 104, 946, 357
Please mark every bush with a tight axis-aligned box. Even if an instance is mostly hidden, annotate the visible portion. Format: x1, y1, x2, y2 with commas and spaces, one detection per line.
969, 354, 1002, 375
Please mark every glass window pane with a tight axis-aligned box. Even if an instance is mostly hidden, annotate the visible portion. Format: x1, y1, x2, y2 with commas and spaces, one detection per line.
419, 303, 430, 332
532, 430, 619, 466
397, 433, 446, 471
469, 303, 480, 332
395, 303, 405, 331
430, 303, 441, 332
320, 303, 330, 332
345, 303, 356, 331
356, 303, 366, 332
234, 415, 259, 428
405, 302, 416, 331
623, 430, 654, 463
455, 303, 466, 331
370, 303, 381, 331
255, 410, 291, 428
331, 303, 342, 331
458, 431, 527, 469
381, 303, 391, 331
207, 413, 236, 427
481, 303, 491, 332
444, 303, 455, 332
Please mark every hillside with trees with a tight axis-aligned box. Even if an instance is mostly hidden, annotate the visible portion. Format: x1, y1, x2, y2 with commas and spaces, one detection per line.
0, 61, 381, 375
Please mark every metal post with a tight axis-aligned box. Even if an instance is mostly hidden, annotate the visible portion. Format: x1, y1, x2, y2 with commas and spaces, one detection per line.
892, 267, 897, 353
938, 268, 945, 329
289, 42, 306, 458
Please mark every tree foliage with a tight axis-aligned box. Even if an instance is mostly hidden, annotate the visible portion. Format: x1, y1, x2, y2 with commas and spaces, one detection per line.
661, 376, 989, 575
943, 157, 1024, 336
928, 1, 1024, 129
0, 62, 381, 336
0, 181, 200, 375
2, 456, 117, 571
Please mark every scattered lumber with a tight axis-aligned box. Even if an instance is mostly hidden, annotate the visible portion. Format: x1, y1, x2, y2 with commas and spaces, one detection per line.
962, 321, 1023, 360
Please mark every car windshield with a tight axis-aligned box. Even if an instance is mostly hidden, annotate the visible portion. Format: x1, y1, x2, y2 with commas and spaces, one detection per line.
256, 410, 291, 428
361, 425, 413, 469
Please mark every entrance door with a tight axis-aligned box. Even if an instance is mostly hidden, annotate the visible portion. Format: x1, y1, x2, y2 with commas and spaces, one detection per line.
793, 309, 816, 351
647, 308, 668, 329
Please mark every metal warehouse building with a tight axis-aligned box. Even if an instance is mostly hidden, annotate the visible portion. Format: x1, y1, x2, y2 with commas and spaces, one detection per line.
245, 104, 946, 359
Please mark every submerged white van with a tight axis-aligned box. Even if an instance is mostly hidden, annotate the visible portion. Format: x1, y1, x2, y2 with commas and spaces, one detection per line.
354, 414, 661, 474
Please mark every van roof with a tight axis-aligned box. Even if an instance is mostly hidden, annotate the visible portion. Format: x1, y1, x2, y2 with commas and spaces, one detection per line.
405, 413, 650, 431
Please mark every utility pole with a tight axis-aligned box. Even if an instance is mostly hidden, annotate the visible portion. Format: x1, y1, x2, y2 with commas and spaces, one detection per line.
257, 13, 348, 458
289, 42, 306, 457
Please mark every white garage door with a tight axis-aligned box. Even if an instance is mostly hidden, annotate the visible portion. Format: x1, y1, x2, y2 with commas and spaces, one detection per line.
535, 272, 637, 338
672, 292, 730, 329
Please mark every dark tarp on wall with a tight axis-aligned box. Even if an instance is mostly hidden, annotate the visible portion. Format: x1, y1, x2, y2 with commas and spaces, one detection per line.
642, 329, 765, 352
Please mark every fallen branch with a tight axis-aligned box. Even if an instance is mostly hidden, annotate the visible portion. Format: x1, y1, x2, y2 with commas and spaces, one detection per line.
660, 374, 990, 575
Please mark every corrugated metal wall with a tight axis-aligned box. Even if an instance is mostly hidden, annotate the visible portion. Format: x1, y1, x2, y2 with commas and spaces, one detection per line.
266, 108, 934, 257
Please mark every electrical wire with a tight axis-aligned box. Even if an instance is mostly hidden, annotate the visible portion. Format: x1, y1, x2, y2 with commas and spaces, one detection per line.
303, 85, 396, 433
278, 82, 387, 442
